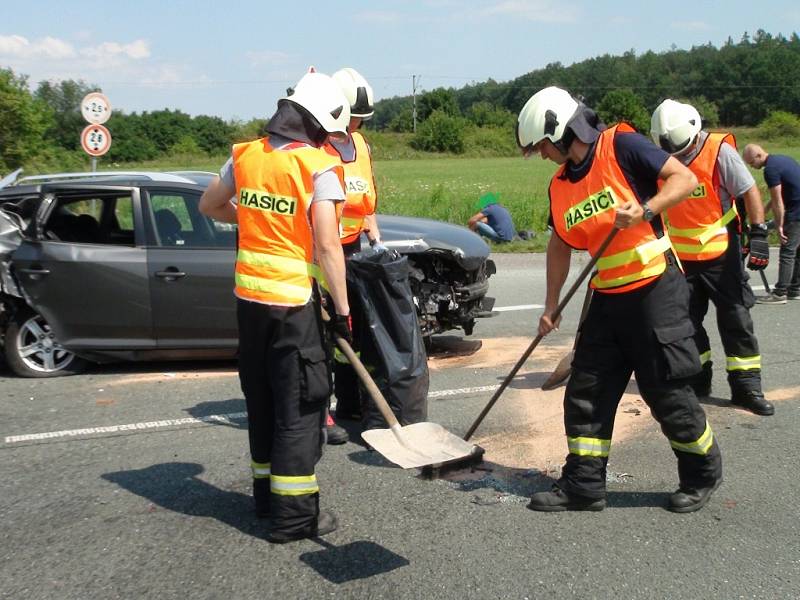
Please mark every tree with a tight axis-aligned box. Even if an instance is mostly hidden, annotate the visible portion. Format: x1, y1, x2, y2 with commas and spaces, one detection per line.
411, 110, 467, 153
596, 88, 650, 133
34, 79, 100, 151
465, 101, 516, 129
191, 115, 234, 154
0, 68, 53, 172
417, 88, 459, 122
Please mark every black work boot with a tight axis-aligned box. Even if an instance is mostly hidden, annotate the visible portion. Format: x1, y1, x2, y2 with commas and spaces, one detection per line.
731, 390, 774, 416
253, 478, 270, 518
527, 486, 606, 512
668, 480, 722, 513
266, 510, 338, 544
325, 413, 349, 445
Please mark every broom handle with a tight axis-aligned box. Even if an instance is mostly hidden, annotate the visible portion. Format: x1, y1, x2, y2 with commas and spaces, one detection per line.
320, 306, 401, 429
463, 228, 619, 441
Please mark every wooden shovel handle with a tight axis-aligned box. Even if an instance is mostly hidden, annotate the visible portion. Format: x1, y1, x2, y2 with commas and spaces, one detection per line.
319, 306, 400, 429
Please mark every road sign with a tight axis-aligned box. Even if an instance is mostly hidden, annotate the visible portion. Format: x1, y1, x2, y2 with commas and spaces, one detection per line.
81, 124, 112, 157
80, 92, 112, 125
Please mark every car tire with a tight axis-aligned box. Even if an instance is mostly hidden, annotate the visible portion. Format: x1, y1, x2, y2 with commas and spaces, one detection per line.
4, 309, 87, 377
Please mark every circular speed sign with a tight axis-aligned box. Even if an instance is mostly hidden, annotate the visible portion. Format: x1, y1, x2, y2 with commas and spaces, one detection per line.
80, 92, 112, 125
81, 124, 112, 157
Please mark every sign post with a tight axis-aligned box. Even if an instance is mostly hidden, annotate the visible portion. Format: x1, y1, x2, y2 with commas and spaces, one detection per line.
80, 92, 112, 171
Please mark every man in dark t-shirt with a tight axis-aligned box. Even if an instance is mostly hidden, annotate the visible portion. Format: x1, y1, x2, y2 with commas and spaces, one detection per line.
467, 192, 515, 242
744, 144, 800, 301
517, 86, 721, 515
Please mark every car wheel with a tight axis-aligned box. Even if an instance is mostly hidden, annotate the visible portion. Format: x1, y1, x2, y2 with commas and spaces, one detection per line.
5, 310, 87, 377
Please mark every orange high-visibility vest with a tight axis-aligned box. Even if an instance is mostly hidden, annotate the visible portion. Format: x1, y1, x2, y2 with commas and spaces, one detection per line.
232, 137, 344, 306
326, 131, 378, 244
549, 124, 672, 294
665, 133, 738, 262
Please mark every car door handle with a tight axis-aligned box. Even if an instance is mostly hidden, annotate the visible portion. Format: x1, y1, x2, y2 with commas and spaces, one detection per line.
155, 270, 186, 280
18, 267, 51, 280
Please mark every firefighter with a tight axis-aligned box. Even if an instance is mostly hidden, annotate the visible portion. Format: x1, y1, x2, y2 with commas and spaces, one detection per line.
650, 100, 774, 416
325, 67, 384, 428
199, 72, 351, 543
518, 87, 722, 513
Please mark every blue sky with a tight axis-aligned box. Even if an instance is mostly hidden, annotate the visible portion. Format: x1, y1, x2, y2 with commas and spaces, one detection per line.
2, 1, 798, 121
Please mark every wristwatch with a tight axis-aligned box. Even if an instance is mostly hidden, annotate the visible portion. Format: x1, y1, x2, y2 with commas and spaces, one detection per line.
749, 222, 768, 236
642, 202, 655, 223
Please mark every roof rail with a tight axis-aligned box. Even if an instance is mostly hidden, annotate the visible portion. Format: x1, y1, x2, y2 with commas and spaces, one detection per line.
15, 171, 199, 185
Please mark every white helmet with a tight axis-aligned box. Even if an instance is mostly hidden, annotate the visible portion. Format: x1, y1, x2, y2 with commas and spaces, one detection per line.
332, 67, 374, 120
284, 72, 350, 138
516, 86, 580, 153
650, 99, 702, 155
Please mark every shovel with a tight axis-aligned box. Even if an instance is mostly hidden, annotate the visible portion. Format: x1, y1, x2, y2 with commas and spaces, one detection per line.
321, 308, 478, 470
463, 227, 620, 441
540, 277, 593, 391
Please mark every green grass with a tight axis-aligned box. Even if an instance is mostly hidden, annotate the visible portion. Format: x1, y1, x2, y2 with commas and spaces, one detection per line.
99, 128, 800, 254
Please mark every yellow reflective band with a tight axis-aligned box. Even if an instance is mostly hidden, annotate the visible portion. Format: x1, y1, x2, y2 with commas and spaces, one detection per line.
592, 261, 666, 289
699, 351, 711, 365
668, 206, 738, 245
567, 436, 611, 457
726, 355, 761, 371
251, 461, 271, 479
596, 235, 672, 270
237, 249, 323, 282
340, 216, 363, 228
270, 474, 319, 496
235, 273, 312, 303
673, 240, 729, 255
670, 422, 714, 455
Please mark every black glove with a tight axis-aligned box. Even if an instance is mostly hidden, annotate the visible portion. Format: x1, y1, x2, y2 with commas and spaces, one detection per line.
329, 313, 353, 345
747, 224, 769, 271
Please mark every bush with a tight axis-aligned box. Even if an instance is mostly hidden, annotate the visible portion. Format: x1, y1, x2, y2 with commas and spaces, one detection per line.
758, 111, 800, 140
411, 110, 467, 153
597, 88, 650, 133
463, 126, 518, 157
170, 135, 202, 156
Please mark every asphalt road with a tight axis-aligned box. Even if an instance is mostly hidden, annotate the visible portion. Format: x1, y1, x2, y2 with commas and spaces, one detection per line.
1, 250, 799, 599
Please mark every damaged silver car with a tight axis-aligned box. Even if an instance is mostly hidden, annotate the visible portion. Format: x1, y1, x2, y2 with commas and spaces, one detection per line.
0, 170, 495, 377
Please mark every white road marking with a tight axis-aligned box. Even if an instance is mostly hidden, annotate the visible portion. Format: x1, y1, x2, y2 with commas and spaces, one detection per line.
5, 386, 503, 445
4, 412, 247, 444
493, 284, 769, 312
493, 304, 544, 312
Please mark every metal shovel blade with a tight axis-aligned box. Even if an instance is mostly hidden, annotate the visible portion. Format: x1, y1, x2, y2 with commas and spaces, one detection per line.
361, 422, 478, 469
541, 349, 574, 391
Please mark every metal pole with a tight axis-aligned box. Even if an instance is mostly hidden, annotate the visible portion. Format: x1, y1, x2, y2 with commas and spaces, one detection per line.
412, 75, 419, 133
91, 157, 97, 172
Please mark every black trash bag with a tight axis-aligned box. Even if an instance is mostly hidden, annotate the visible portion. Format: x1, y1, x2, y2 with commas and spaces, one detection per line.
346, 248, 429, 430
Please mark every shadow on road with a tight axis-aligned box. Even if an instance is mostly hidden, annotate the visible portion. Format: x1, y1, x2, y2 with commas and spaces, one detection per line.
300, 539, 410, 584
185, 398, 248, 429
606, 490, 671, 509
427, 336, 482, 358
103, 461, 410, 582
101, 462, 265, 539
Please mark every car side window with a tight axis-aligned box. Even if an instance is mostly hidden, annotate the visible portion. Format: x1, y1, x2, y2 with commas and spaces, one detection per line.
45, 194, 135, 246
149, 191, 235, 248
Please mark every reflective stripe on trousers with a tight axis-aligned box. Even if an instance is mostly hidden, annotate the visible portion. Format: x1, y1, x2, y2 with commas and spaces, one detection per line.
670, 421, 714, 455
699, 350, 712, 365
568, 436, 611, 458
251, 460, 271, 479
726, 355, 761, 371
271, 474, 319, 496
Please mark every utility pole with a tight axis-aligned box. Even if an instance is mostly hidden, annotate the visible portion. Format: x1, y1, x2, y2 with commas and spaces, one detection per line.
412, 75, 420, 133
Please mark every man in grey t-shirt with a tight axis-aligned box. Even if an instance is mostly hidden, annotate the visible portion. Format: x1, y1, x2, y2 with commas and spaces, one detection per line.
650, 99, 773, 416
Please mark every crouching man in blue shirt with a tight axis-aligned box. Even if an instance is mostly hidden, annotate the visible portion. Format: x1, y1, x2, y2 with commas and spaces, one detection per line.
467, 193, 515, 243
